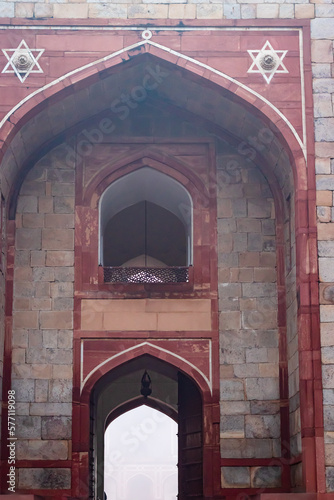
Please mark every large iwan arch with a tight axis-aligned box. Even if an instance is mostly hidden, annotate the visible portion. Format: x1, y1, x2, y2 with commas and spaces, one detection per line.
0, 32, 325, 499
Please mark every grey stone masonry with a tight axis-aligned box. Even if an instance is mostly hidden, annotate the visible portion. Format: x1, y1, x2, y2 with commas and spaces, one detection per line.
12, 144, 74, 468
218, 162, 281, 468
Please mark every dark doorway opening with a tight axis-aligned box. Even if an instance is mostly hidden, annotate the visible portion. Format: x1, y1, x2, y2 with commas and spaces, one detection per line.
89, 356, 203, 500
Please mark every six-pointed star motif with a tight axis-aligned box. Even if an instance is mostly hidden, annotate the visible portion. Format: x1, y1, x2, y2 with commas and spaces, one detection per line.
1, 40, 44, 83
247, 40, 288, 84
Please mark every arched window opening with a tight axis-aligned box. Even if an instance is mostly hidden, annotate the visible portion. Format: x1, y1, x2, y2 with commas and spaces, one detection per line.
104, 405, 178, 500
99, 168, 192, 283
103, 201, 187, 267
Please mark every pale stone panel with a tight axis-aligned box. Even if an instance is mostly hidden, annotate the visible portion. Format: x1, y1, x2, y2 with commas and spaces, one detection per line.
81, 298, 212, 331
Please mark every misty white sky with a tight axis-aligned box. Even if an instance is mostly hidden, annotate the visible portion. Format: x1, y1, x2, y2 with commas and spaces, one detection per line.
104, 405, 178, 500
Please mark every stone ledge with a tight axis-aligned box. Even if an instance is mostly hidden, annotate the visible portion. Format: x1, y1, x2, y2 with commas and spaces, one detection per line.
256, 493, 334, 499
0, 496, 44, 500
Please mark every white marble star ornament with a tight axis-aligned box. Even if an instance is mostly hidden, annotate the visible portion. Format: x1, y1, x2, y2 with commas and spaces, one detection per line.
2, 40, 44, 83
247, 41, 288, 84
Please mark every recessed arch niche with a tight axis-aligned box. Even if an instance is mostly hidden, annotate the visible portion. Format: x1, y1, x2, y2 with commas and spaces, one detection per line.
99, 167, 193, 267
90, 355, 203, 500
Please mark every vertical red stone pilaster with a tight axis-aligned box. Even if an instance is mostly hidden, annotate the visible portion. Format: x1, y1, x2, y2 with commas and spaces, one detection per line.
296, 22, 326, 494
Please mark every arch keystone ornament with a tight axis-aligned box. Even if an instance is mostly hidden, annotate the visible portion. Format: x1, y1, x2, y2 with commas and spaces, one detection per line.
247, 40, 288, 84
1, 39, 44, 83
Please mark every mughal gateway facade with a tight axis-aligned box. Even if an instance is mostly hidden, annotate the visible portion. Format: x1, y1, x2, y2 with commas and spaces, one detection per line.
0, 2, 333, 499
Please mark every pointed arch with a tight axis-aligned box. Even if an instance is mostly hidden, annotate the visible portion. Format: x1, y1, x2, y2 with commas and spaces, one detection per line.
0, 39, 306, 191
81, 342, 212, 401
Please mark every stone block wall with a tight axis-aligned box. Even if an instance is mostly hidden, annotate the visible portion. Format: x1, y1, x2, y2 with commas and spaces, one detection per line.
313, 18, 334, 494
0, 0, 331, 20
12, 145, 74, 490
217, 161, 282, 488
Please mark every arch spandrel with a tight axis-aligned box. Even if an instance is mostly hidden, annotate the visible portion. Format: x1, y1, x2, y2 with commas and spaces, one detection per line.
0, 46, 307, 213
80, 342, 213, 403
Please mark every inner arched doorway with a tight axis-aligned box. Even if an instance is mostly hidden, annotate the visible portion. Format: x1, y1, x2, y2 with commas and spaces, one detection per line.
90, 355, 203, 500
104, 406, 178, 500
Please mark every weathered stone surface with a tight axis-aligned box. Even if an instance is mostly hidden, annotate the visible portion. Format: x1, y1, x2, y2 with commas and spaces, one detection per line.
322, 324, 334, 345
321, 305, 334, 322
221, 466, 250, 488
22, 213, 44, 228
52, 297, 74, 311
311, 18, 334, 39
315, 119, 334, 142
322, 347, 334, 364
197, 4, 222, 18
251, 466, 281, 488
221, 438, 273, 458
221, 401, 250, 415
38, 196, 53, 214
168, 4, 196, 18
220, 311, 241, 329
250, 401, 280, 415
325, 444, 334, 466
26, 347, 72, 365
246, 378, 279, 400
29, 402, 72, 416
312, 64, 332, 78
39, 311, 73, 329
319, 241, 334, 259
220, 347, 246, 365
324, 406, 334, 430
46, 251, 74, 267
35, 379, 49, 403
45, 214, 75, 229
42, 330, 58, 348
242, 283, 276, 298
42, 416, 72, 439
51, 282, 74, 298
42, 229, 74, 250
248, 199, 271, 218
49, 379, 72, 403
57, 330, 73, 349
17, 439, 68, 460
12, 379, 35, 402
245, 415, 280, 438
327, 467, 334, 492
16, 228, 42, 250
257, 4, 279, 18
17, 196, 38, 214
220, 415, 245, 439
89, 3, 127, 18
220, 380, 244, 401
295, 4, 314, 18
241, 4, 256, 18
0, 2, 14, 16
15, 416, 41, 439
314, 94, 333, 118
35, 3, 53, 17
234, 364, 259, 378
18, 468, 71, 489
54, 196, 74, 214
32, 267, 55, 282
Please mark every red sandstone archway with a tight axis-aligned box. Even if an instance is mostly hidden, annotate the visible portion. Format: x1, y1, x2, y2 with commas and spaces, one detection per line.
0, 41, 323, 498
75, 353, 213, 500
